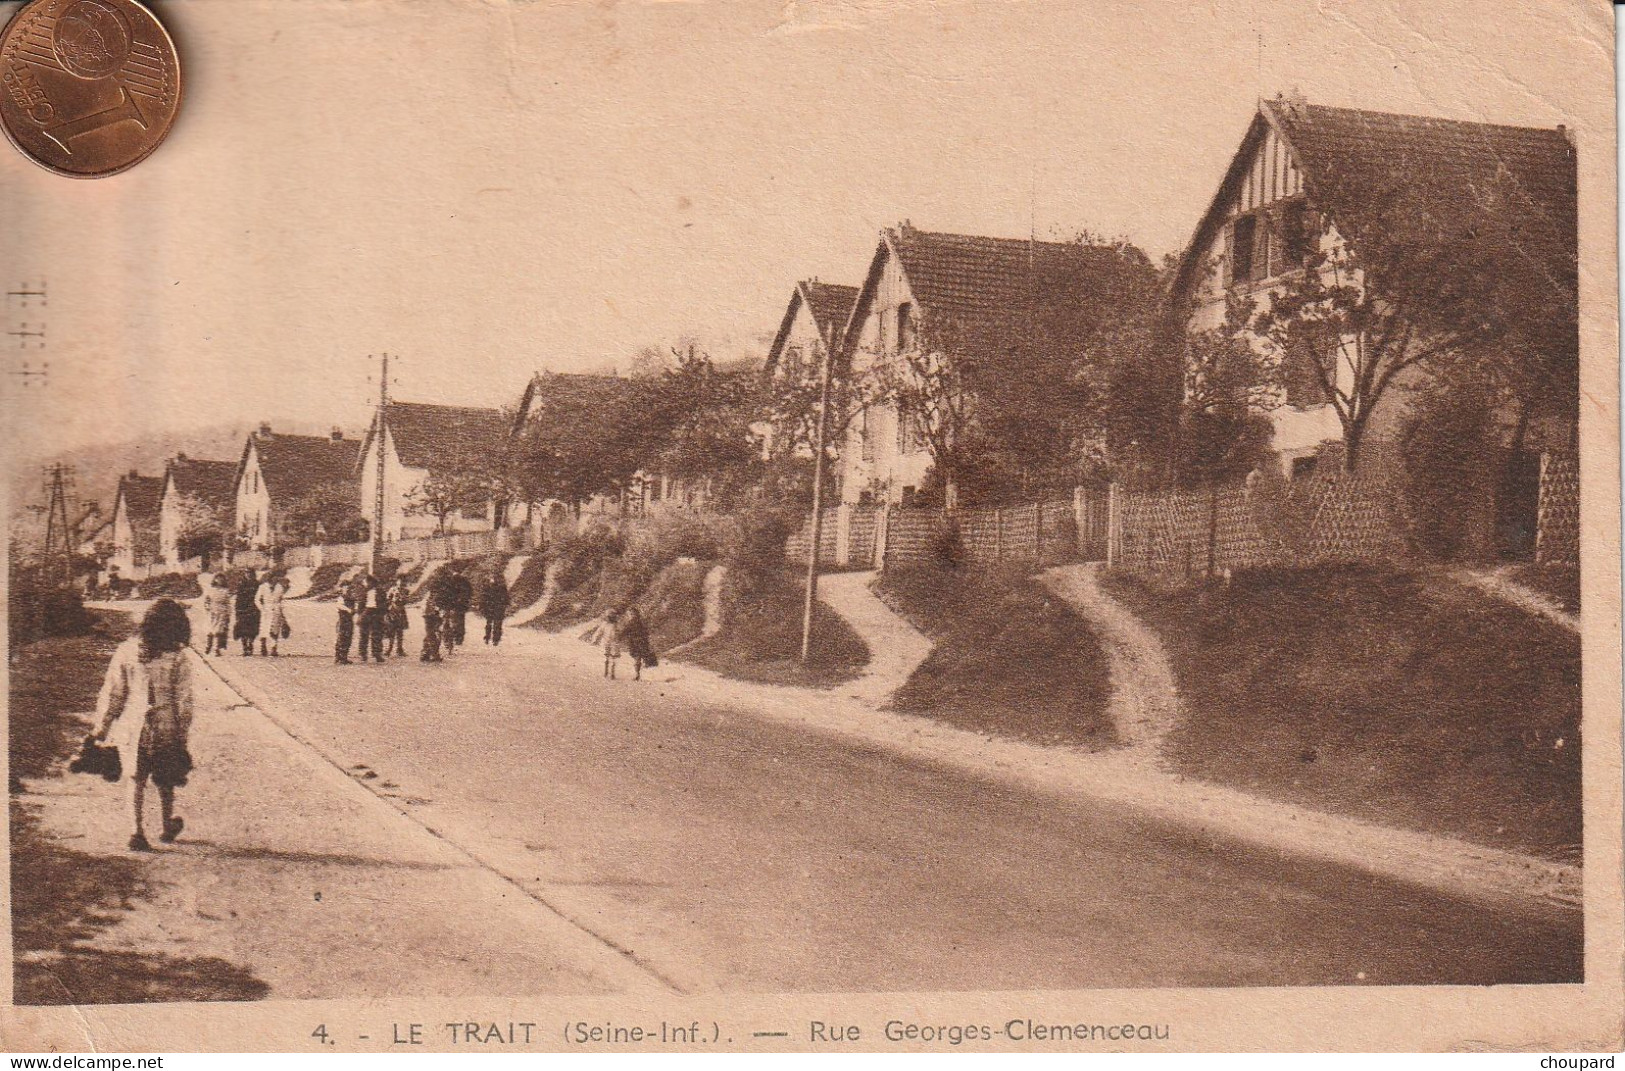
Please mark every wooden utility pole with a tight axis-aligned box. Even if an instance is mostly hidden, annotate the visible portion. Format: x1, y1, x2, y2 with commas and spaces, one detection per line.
371, 352, 390, 574
800, 339, 835, 664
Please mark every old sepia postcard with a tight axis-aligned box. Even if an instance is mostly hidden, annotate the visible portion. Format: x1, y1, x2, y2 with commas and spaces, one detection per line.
2, 0, 1619, 1055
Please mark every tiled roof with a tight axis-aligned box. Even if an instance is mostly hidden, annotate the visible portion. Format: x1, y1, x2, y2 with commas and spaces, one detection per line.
116, 473, 164, 523
764, 280, 859, 375
515, 372, 649, 424
802, 281, 859, 338
248, 433, 361, 501
368, 401, 508, 470
842, 225, 1156, 363
1268, 100, 1576, 306
165, 456, 238, 509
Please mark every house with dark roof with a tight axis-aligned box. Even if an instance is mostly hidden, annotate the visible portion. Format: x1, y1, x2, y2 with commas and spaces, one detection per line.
109, 471, 164, 575
234, 424, 362, 548
1167, 95, 1578, 483
357, 401, 508, 540
760, 279, 859, 460
158, 454, 239, 569
508, 371, 702, 520
74, 504, 112, 559
834, 223, 1155, 506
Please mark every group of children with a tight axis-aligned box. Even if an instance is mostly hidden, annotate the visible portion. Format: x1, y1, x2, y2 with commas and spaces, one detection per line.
588, 605, 657, 681
334, 573, 413, 664
203, 562, 656, 682
333, 562, 510, 665
198, 568, 290, 658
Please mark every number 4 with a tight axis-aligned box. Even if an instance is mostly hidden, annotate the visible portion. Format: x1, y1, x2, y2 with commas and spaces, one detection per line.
312, 1024, 333, 1046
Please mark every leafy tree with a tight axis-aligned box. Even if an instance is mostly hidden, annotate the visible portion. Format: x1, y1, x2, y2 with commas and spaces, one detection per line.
281, 480, 367, 546
1237, 168, 1569, 472
1169, 296, 1282, 485
168, 492, 230, 562
509, 378, 667, 512
650, 348, 761, 506
407, 444, 507, 533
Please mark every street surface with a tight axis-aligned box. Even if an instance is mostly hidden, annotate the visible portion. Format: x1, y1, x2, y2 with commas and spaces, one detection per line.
181, 595, 1581, 994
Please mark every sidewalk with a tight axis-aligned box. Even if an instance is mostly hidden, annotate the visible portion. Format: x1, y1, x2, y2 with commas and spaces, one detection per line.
22, 645, 669, 1002
504, 582, 1581, 918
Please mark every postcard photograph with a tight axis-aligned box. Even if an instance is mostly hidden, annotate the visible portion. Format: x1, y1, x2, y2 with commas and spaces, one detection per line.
2, 0, 1619, 1053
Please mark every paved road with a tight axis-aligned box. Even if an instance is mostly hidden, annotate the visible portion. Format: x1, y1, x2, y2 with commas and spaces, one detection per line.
195, 596, 1581, 993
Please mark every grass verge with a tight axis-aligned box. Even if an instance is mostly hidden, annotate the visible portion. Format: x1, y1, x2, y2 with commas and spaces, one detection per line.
674, 567, 868, 688
10, 610, 269, 1003
876, 565, 1114, 749
1101, 565, 1581, 861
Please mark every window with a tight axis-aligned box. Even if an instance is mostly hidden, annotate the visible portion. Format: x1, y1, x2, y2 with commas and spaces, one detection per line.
1227, 198, 1314, 288
860, 409, 875, 462
1290, 455, 1319, 481
896, 302, 915, 353
1227, 214, 1257, 285
897, 408, 925, 454
1278, 199, 1313, 266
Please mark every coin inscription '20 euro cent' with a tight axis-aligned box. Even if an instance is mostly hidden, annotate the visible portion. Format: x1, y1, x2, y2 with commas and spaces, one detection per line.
0, 0, 181, 178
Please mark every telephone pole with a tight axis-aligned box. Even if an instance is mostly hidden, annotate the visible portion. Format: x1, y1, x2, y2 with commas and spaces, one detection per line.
371, 352, 390, 574
41, 462, 75, 584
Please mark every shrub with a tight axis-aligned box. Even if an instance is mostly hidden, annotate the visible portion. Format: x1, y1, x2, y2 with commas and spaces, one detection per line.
724, 509, 798, 595
548, 525, 624, 591
7, 566, 91, 648
632, 513, 729, 564
636, 558, 709, 650
135, 572, 202, 599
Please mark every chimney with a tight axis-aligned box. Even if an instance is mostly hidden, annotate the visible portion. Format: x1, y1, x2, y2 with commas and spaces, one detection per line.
128, 468, 139, 479
330, 426, 345, 442
1277, 87, 1307, 116
258, 422, 272, 438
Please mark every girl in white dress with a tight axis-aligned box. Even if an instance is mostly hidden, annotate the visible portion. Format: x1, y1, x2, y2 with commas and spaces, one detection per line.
256, 574, 288, 657
94, 599, 196, 852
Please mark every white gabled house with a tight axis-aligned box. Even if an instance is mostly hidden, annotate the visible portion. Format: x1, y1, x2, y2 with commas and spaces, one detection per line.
357, 401, 507, 541
157, 454, 238, 569
759, 279, 859, 461
833, 223, 1151, 507
109, 470, 164, 577
234, 424, 361, 548
1166, 95, 1578, 481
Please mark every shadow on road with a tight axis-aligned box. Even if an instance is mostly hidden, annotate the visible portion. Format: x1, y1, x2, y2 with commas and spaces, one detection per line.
13, 802, 271, 1005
